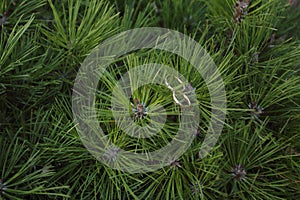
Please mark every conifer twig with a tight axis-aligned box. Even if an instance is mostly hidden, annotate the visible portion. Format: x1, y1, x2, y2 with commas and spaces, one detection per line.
234, 0, 251, 23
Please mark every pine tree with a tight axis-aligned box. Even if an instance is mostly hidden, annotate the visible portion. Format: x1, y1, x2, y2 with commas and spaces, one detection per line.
1, 0, 299, 199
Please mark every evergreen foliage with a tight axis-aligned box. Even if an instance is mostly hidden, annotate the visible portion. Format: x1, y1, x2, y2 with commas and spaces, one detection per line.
1, 0, 299, 199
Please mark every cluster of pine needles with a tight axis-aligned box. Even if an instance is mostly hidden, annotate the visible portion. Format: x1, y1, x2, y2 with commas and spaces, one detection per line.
1, 0, 300, 199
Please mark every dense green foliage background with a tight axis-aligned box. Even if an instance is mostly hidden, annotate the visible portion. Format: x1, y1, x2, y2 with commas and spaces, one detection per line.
0, 0, 300, 199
